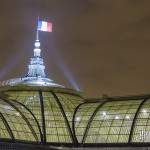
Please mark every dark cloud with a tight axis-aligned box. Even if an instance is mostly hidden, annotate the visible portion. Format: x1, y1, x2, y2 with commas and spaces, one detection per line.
0, 0, 150, 97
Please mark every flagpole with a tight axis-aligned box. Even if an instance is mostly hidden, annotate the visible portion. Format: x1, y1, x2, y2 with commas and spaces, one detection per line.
36, 29, 39, 41
36, 16, 39, 41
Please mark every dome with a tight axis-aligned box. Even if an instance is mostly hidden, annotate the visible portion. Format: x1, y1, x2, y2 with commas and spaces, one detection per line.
0, 84, 84, 145
0, 36, 85, 146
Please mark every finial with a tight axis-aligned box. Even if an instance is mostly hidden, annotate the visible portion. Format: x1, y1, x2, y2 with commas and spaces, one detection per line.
34, 16, 41, 57
36, 16, 40, 41
34, 41, 41, 57
34, 40, 40, 48
27, 17, 53, 77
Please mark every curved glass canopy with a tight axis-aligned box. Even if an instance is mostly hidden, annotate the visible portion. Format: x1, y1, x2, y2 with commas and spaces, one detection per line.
0, 86, 83, 144
74, 95, 150, 144
0, 86, 150, 146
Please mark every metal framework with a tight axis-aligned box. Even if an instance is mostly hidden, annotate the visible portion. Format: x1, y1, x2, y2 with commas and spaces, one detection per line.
72, 101, 88, 143
39, 90, 46, 144
81, 100, 108, 143
128, 98, 149, 143
11, 99, 43, 142
0, 97, 38, 141
0, 112, 14, 140
51, 91, 77, 145
0, 89, 150, 146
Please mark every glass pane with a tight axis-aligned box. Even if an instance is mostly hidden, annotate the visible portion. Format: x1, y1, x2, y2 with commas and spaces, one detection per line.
132, 99, 150, 142
42, 92, 72, 143
85, 100, 141, 143
55, 93, 83, 128
74, 102, 99, 143
0, 99, 36, 141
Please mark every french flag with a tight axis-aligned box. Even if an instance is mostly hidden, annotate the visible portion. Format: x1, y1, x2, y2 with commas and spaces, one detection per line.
37, 21, 52, 32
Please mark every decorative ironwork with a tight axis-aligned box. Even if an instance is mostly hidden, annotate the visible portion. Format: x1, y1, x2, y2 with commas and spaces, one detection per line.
0, 112, 14, 140
0, 89, 150, 146
0, 97, 38, 142
128, 98, 148, 143
39, 90, 46, 144
82, 100, 108, 144
51, 91, 77, 145
72, 101, 96, 143
10, 99, 43, 142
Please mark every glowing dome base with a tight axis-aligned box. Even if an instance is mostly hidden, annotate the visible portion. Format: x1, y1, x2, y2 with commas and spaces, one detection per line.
0, 77, 64, 87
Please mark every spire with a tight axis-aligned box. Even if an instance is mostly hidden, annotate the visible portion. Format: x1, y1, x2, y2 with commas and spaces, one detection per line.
34, 40, 41, 57
0, 18, 64, 88
34, 19, 41, 57
27, 29, 46, 78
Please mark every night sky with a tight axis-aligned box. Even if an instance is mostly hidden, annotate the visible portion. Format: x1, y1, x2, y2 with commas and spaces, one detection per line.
0, 0, 150, 97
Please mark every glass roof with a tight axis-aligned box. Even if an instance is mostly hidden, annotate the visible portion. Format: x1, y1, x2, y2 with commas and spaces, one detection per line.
0, 86, 150, 146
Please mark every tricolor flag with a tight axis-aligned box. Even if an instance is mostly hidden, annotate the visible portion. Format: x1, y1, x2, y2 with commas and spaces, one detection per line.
37, 21, 52, 32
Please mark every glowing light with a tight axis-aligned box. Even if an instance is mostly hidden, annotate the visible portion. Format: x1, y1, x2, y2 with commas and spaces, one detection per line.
125, 115, 130, 119
34, 47, 41, 57
142, 109, 147, 113
115, 116, 119, 120
15, 112, 20, 116
29, 97, 33, 100
58, 61, 80, 91
0, 50, 25, 80
65, 112, 70, 117
76, 117, 80, 122
34, 41, 40, 47
50, 47, 81, 91
102, 111, 106, 116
